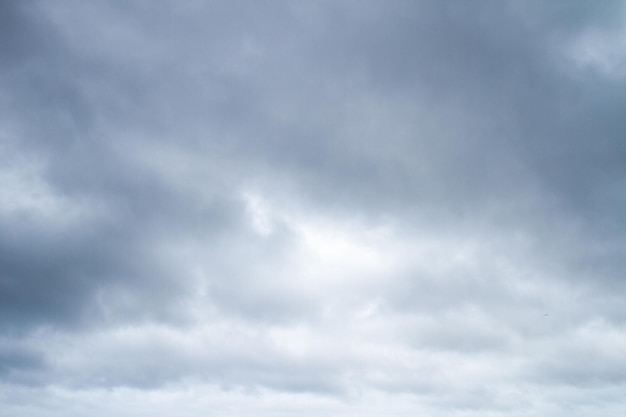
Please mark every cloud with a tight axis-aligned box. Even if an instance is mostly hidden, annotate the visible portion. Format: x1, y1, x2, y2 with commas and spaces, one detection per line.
2, 1, 626, 416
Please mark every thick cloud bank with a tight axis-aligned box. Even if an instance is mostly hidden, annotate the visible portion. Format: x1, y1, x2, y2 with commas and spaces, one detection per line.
2, 1, 626, 416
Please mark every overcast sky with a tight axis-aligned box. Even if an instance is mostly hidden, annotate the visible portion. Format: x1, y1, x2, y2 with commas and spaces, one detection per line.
2, 1, 626, 416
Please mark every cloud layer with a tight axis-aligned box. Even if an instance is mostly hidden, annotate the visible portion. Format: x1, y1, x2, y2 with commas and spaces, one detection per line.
2, 1, 626, 416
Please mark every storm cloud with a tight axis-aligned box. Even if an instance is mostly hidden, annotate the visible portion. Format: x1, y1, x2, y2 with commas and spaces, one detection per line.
2, 1, 626, 416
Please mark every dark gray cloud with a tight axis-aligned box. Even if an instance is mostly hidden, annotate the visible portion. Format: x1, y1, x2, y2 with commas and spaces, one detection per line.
2, 1, 626, 416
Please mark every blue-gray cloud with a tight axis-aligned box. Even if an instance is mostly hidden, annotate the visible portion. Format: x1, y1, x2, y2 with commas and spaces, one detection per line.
2, 1, 626, 416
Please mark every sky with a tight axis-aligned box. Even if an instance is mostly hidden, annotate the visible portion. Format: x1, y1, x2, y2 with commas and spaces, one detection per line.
2, 0, 626, 416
